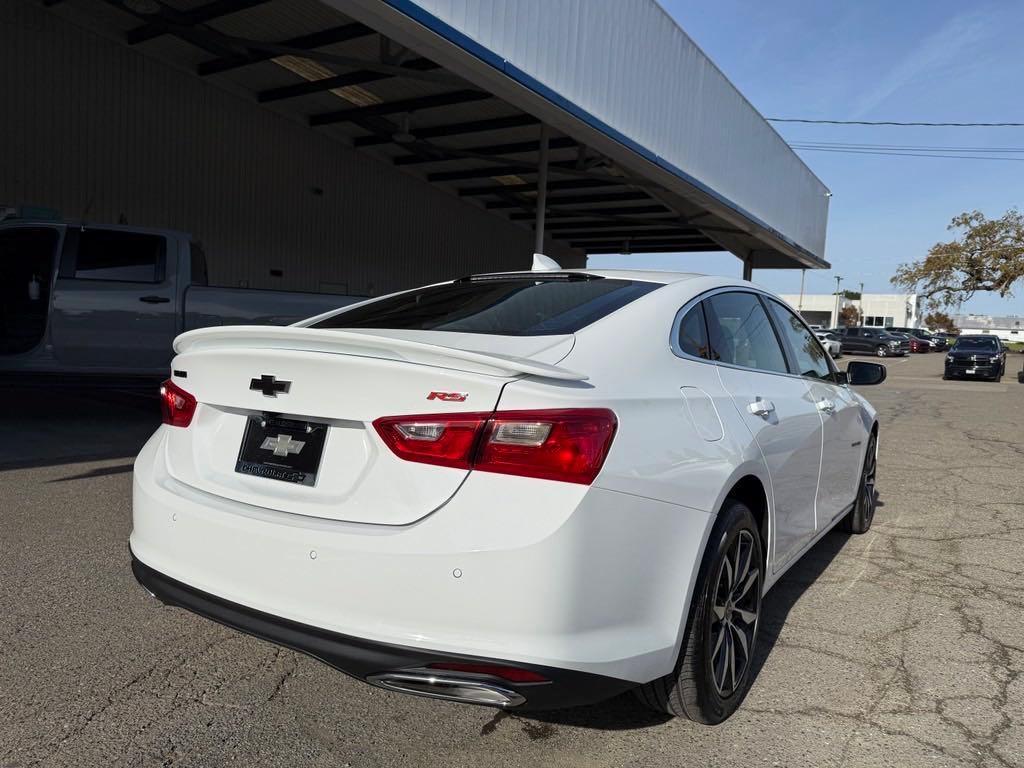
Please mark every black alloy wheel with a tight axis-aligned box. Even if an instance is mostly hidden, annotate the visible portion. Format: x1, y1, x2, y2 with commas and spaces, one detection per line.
843, 432, 877, 534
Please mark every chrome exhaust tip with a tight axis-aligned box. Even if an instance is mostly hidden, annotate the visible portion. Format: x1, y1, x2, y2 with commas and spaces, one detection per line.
367, 671, 526, 708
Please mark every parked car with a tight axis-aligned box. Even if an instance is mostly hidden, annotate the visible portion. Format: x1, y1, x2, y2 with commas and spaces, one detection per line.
130, 267, 886, 723
933, 332, 958, 348
887, 326, 945, 350
0, 212, 362, 383
944, 335, 1006, 382
814, 330, 842, 358
837, 326, 910, 357
908, 337, 930, 353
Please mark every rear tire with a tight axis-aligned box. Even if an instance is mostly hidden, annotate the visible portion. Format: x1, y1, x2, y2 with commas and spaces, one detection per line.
634, 500, 763, 724
842, 432, 877, 534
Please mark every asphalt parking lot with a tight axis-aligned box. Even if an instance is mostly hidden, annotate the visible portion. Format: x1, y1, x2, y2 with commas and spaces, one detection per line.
2, 352, 1023, 768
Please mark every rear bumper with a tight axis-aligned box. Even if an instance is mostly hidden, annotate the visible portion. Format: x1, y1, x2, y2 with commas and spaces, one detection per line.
131, 555, 634, 710
131, 429, 713, 693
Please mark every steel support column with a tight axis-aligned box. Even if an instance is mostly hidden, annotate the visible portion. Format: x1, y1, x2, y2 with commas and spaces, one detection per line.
534, 124, 550, 254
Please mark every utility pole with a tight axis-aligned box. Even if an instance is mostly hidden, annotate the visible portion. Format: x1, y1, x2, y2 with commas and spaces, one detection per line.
832, 275, 843, 328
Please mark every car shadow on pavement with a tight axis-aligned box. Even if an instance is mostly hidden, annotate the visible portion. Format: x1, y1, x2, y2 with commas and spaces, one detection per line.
515, 502, 875, 732
0, 386, 159, 470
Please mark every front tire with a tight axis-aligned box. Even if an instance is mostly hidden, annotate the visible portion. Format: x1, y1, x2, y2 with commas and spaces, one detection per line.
842, 432, 877, 534
635, 500, 763, 723
876, 345, 888, 357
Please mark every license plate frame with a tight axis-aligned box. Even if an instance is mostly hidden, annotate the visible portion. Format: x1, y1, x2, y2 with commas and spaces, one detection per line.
235, 414, 328, 486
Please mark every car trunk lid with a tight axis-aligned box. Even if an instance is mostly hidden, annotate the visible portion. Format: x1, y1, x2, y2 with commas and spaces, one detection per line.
161, 326, 583, 525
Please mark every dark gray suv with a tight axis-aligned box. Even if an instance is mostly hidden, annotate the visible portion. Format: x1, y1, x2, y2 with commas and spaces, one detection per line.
838, 327, 910, 357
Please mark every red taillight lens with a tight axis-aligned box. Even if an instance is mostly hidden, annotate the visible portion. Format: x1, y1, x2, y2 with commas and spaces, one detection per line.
373, 408, 617, 484
159, 379, 197, 428
476, 409, 616, 485
426, 662, 549, 683
373, 413, 490, 469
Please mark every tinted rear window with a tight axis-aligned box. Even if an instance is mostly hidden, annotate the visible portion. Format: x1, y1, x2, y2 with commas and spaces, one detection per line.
953, 337, 1000, 351
310, 277, 660, 336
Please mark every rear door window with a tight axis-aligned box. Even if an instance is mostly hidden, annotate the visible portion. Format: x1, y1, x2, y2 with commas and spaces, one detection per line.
703, 292, 788, 374
73, 229, 165, 283
311, 276, 660, 336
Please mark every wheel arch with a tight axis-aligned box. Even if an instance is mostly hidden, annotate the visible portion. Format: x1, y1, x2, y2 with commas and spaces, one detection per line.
723, 474, 770, 567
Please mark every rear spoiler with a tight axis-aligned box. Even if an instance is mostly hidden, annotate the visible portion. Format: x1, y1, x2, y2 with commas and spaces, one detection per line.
173, 326, 588, 381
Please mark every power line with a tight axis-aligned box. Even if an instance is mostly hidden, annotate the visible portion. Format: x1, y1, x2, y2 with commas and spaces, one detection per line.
791, 141, 1024, 153
790, 146, 1024, 161
768, 118, 1024, 127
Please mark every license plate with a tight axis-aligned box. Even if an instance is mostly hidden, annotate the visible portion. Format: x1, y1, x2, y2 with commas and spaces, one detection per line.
235, 414, 328, 486
966, 368, 976, 374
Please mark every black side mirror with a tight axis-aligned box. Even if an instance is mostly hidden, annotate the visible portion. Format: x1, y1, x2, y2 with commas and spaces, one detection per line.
847, 361, 887, 386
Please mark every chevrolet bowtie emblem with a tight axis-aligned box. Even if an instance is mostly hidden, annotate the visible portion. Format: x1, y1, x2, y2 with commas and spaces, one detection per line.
260, 433, 305, 457
250, 375, 290, 397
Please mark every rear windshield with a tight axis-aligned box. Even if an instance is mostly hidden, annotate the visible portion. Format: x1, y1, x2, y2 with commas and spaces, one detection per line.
310, 277, 660, 336
953, 337, 1000, 351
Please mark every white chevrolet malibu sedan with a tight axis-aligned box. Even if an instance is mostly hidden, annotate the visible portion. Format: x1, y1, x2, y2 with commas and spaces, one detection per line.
131, 266, 885, 724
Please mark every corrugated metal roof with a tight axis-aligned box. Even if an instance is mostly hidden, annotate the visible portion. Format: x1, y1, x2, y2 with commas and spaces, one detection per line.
38, 0, 827, 266
340, 0, 830, 267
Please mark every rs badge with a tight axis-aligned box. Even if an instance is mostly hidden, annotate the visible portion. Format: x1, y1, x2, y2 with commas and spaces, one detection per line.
426, 391, 468, 402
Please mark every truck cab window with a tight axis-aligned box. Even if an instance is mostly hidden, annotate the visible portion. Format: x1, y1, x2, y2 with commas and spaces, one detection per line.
74, 229, 165, 283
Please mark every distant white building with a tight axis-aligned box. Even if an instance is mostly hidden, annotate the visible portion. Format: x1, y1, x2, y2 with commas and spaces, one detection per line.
952, 314, 1024, 342
779, 293, 918, 329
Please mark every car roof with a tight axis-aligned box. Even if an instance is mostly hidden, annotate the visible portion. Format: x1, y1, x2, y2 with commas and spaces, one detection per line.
475, 268, 702, 285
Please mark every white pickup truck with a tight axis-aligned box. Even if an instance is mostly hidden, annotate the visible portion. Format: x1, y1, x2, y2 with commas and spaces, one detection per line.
0, 211, 362, 383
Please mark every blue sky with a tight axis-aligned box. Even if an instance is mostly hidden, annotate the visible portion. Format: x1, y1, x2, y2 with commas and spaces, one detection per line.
588, 0, 1024, 315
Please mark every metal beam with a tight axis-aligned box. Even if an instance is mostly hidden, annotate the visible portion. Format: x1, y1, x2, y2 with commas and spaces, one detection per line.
534, 125, 550, 253
101, 0, 240, 58
257, 58, 437, 103
125, 0, 268, 45
393, 136, 577, 166
486, 190, 648, 209
457, 178, 615, 197
509, 205, 669, 221
354, 114, 539, 147
198, 23, 375, 76
309, 90, 490, 126
585, 244, 720, 254
545, 219, 691, 232
570, 238, 712, 249
563, 228, 707, 241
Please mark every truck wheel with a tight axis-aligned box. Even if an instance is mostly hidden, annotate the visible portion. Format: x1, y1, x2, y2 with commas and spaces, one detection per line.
875, 345, 888, 357
634, 499, 763, 724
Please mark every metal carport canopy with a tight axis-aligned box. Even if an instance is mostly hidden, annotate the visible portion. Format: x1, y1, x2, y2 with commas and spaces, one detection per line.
335, 0, 832, 271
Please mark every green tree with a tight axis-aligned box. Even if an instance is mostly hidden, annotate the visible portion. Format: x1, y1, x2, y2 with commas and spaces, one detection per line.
923, 311, 958, 333
893, 209, 1024, 308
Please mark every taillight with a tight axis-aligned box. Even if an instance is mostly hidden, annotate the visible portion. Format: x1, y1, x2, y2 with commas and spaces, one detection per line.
159, 379, 197, 428
373, 413, 491, 470
373, 409, 616, 484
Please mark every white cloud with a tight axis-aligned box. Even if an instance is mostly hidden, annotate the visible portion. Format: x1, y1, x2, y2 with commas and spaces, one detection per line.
852, 10, 994, 118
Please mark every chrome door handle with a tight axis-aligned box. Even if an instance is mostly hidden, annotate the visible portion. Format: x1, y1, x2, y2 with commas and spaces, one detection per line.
747, 398, 775, 417
816, 398, 836, 414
